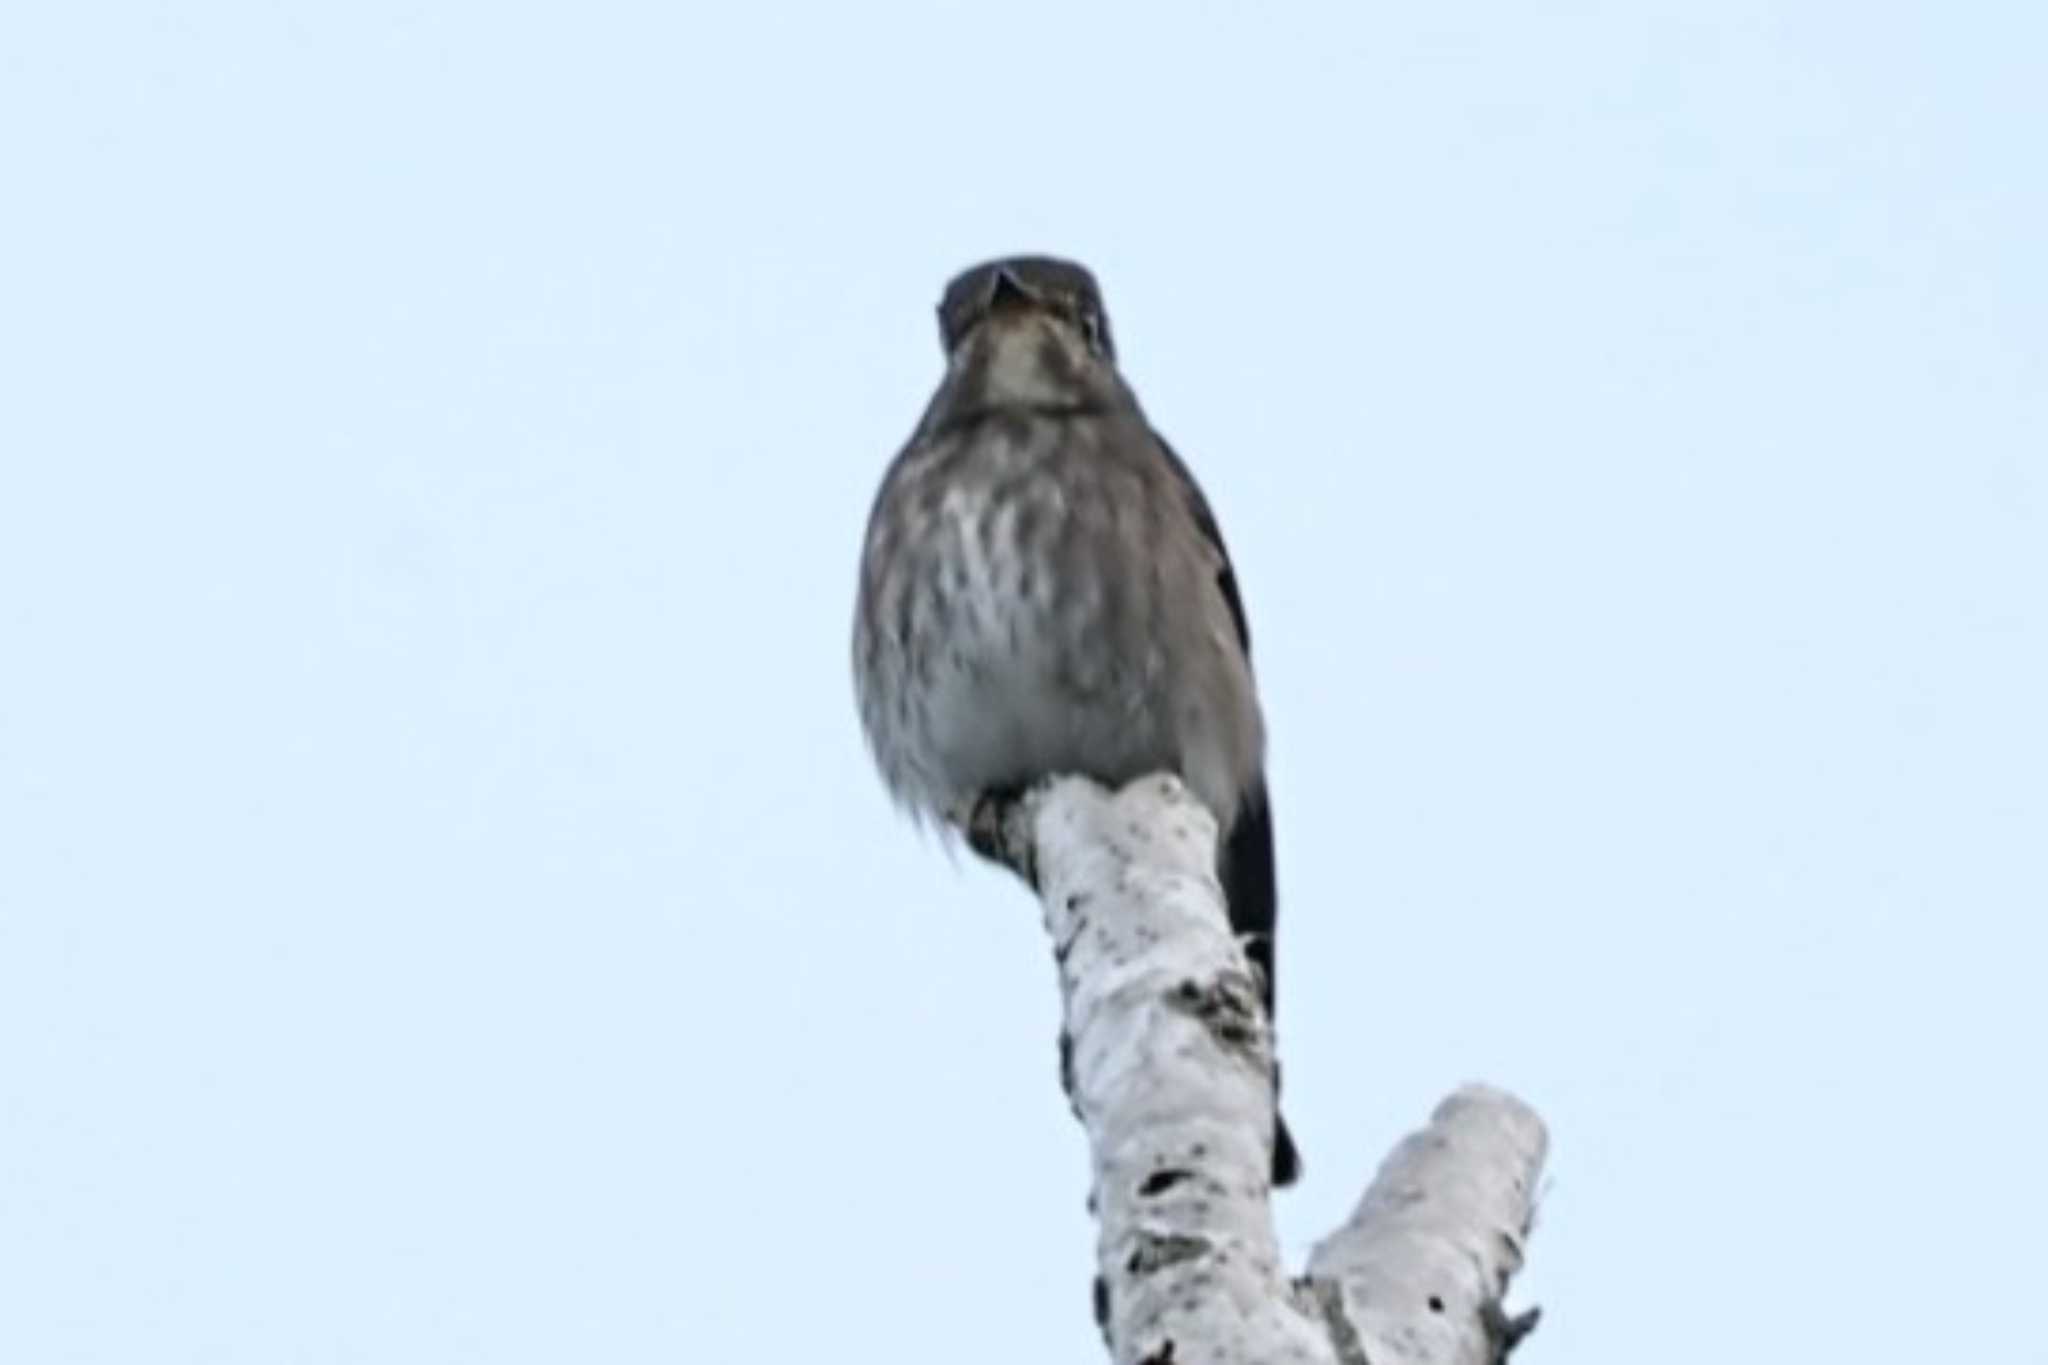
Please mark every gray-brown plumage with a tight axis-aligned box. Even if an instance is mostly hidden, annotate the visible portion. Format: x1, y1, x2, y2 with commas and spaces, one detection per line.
853, 255, 1298, 1186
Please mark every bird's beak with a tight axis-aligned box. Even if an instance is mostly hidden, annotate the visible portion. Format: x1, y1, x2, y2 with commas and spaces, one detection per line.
986, 265, 1038, 311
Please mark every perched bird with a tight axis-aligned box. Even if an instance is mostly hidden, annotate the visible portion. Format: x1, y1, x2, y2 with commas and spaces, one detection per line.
853, 255, 1298, 1186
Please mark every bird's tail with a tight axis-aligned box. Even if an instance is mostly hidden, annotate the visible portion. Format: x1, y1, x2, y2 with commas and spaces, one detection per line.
1221, 785, 1301, 1187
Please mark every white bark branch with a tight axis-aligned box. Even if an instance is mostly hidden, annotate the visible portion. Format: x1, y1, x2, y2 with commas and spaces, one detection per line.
966, 774, 1548, 1365
1306, 1086, 1547, 1365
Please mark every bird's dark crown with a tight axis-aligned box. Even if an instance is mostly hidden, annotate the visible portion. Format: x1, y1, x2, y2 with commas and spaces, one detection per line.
937, 255, 1115, 361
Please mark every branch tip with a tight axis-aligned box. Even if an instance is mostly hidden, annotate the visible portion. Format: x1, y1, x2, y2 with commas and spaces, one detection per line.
1482, 1299, 1542, 1360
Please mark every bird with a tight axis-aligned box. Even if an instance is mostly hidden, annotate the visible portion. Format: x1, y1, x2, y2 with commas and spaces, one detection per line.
852, 254, 1298, 1187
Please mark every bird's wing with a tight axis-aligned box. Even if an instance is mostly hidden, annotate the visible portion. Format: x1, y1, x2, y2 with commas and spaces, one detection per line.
1155, 436, 1252, 658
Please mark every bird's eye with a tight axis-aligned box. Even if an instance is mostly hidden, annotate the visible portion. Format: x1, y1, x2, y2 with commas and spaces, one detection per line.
1080, 309, 1111, 357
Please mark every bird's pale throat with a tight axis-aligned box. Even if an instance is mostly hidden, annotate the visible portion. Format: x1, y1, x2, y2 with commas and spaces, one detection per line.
966, 315, 1093, 407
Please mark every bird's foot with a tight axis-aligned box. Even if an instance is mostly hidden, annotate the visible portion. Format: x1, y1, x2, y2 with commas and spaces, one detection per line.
948, 783, 1039, 887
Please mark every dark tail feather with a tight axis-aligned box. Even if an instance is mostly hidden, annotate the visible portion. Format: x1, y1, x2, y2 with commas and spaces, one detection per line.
1220, 782, 1301, 1187
1221, 785, 1279, 1018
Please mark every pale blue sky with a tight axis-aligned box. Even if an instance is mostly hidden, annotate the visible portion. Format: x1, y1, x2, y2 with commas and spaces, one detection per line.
3, 4, 2042, 1361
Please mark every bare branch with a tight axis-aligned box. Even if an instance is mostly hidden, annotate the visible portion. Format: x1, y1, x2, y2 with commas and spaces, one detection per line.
965, 773, 1548, 1365
1307, 1086, 1548, 1365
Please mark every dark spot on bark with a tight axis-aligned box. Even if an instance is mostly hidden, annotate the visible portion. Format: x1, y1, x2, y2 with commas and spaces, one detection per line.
1167, 975, 1261, 1049
1429, 1295, 1445, 1313
1304, 1276, 1370, 1365
1126, 1231, 1210, 1278
1138, 1168, 1191, 1197
1138, 1341, 1177, 1365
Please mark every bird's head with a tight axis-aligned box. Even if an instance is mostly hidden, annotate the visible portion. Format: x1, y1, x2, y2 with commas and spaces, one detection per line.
935, 256, 1122, 408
